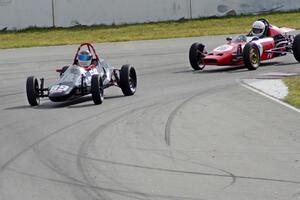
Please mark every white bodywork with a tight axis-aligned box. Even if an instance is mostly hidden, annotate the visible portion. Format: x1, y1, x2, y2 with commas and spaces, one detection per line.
49, 59, 114, 94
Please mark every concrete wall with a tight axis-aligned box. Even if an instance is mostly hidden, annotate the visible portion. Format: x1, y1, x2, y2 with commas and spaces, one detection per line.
53, 0, 191, 27
1, 0, 300, 30
0, 0, 53, 30
191, 0, 300, 18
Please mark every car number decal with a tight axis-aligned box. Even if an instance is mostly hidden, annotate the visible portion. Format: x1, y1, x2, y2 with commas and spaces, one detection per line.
50, 85, 69, 93
214, 45, 233, 52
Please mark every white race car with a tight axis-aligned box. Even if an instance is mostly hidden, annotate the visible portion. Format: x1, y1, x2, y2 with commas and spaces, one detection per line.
26, 43, 137, 106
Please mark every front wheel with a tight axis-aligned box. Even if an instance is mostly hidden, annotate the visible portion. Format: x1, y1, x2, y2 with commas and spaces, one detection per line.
26, 76, 40, 106
91, 74, 104, 105
292, 34, 300, 62
243, 43, 261, 70
189, 43, 206, 70
119, 65, 137, 96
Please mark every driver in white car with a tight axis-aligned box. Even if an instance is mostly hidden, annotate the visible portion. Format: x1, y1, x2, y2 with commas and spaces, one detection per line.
77, 50, 113, 85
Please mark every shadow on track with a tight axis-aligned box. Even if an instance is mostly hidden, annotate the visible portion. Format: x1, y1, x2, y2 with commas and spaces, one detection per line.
68, 95, 125, 108
175, 61, 298, 74
4, 105, 32, 110
5, 95, 125, 110
174, 66, 247, 74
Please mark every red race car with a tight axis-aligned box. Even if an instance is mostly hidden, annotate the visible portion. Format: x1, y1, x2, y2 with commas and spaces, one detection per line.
189, 18, 300, 71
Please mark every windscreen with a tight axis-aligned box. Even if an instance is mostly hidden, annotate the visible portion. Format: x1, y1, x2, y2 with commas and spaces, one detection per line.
232, 35, 247, 43
56, 66, 82, 85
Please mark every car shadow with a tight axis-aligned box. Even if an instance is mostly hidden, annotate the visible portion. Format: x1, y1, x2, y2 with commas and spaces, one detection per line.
174, 61, 299, 74
199, 66, 247, 73
173, 65, 248, 74
4, 105, 33, 110
5, 95, 125, 110
272, 61, 299, 66
68, 95, 125, 108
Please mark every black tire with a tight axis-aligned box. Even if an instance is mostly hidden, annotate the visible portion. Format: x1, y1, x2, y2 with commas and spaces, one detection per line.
243, 43, 261, 70
26, 76, 40, 106
189, 43, 205, 70
60, 66, 69, 76
91, 74, 104, 105
119, 65, 137, 96
292, 34, 300, 63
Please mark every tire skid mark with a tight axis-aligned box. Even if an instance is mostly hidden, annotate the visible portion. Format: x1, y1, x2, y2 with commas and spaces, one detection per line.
68, 85, 238, 196
7, 167, 203, 200
74, 95, 214, 199
0, 99, 141, 172
77, 100, 183, 200
165, 83, 237, 146
0, 89, 193, 172
58, 93, 237, 194
34, 142, 153, 200
62, 151, 238, 182
171, 149, 237, 189
129, 147, 237, 189
76, 103, 161, 200
30, 153, 105, 200
58, 151, 300, 186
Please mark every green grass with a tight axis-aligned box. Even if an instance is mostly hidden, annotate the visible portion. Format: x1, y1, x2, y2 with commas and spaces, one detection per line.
1, 11, 300, 49
283, 76, 300, 109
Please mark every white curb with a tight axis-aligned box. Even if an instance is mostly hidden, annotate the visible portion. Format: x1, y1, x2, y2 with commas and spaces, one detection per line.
241, 79, 300, 113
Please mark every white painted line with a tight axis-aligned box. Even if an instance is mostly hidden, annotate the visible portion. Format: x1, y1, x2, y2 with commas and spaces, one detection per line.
241, 82, 300, 113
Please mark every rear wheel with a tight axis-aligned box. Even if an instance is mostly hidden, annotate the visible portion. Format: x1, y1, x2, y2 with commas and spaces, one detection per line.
26, 76, 40, 106
91, 74, 104, 105
189, 43, 205, 70
243, 43, 261, 70
292, 34, 300, 62
119, 65, 137, 96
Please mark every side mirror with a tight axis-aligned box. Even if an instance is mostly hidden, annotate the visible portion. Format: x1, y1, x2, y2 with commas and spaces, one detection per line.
226, 37, 233, 42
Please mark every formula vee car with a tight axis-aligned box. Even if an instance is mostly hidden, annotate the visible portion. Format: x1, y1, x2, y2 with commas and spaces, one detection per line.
26, 43, 137, 106
189, 18, 300, 71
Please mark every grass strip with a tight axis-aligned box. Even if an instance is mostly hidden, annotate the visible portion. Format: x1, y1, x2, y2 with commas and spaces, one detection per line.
1, 11, 300, 49
283, 76, 300, 109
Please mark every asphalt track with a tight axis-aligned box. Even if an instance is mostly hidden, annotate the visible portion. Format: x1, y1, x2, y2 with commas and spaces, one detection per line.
0, 36, 300, 200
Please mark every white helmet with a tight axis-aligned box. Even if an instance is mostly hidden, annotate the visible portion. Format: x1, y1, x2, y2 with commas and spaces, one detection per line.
78, 50, 92, 67
252, 21, 266, 37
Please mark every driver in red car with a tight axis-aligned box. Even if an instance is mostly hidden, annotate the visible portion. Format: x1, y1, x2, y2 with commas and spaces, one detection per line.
250, 20, 267, 38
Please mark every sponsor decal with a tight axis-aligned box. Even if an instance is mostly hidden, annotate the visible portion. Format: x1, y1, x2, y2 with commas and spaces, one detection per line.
267, 53, 273, 59
84, 68, 98, 83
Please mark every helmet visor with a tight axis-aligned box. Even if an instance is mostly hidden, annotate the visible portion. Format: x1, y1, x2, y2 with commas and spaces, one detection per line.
78, 54, 92, 61
253, 28, 263, 34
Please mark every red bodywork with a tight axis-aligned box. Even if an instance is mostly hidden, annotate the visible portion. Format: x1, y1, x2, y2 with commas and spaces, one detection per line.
202, 25, 293, 66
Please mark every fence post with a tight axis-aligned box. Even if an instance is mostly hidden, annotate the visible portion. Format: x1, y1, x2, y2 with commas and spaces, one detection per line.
189, 0, 192, 19
52, 0, 55, 27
